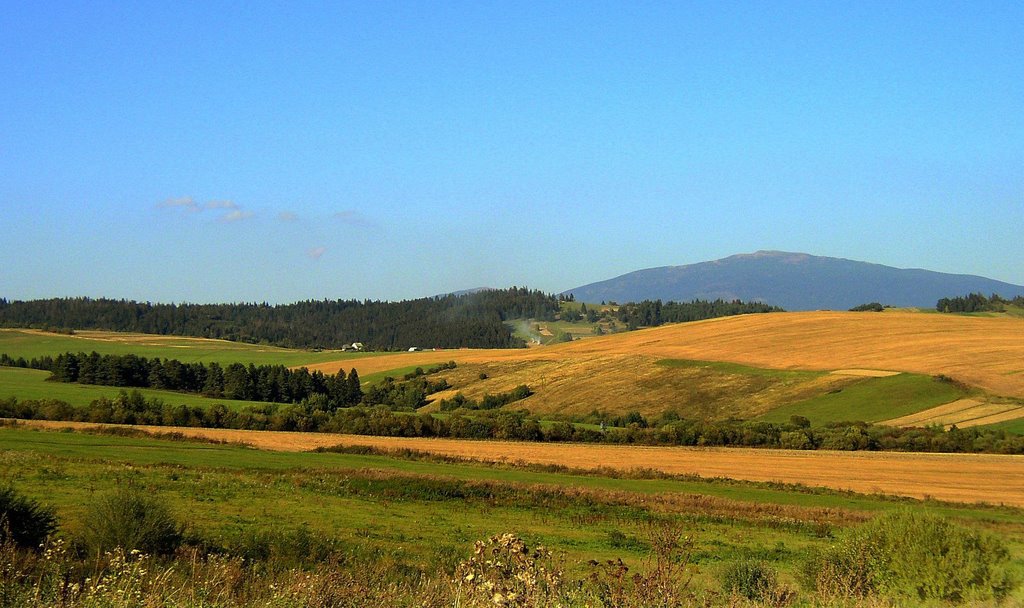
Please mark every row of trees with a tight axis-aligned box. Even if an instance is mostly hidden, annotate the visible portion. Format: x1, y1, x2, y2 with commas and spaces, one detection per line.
554, 298, 782, 329
5, 351, 478, 411
6, 351, 365, 410
0, 288, 562, 350
436, 385, 533, 411
937, 292, 1024, 313
614, 299, 783, 329
4, 394, 1023, 454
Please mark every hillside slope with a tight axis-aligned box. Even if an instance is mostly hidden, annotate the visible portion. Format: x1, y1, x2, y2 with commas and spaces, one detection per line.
313, 310, 1024, 422
564, 251, 1024, 310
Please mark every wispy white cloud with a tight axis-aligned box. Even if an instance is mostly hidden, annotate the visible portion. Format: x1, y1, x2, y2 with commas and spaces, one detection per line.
157, 196, 198, 211
205, 200, 238, 210
158, 195, 257, 224
219, 210, 255, 223
334, 210, 376, 228
278, 211, 298, 222
307, 246, 327, 260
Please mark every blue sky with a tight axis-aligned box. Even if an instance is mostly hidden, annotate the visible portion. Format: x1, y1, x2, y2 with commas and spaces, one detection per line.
2, 1, 1021, 303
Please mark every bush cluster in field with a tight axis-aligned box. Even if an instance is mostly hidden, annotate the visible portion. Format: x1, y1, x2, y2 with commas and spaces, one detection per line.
0, 482, 1017, 607
437, 384, 533, 411
937, 292, 1024, 314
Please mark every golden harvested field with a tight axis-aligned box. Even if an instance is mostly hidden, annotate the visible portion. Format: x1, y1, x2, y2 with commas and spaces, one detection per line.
308, 311, 1024, 419
16, 419, 1024, 507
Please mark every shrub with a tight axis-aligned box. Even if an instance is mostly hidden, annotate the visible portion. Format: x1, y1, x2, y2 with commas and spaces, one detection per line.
80, 485, 183, 556
802, 510, 1016, 602
720, 558, 779, 601
0, 485, 57, 549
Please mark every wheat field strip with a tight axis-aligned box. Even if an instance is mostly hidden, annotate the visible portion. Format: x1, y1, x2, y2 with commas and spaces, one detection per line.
958, 408, 1024, 427
884, 399, 1024, 428
883, 399, 988, 426
12, 419, 1024, 507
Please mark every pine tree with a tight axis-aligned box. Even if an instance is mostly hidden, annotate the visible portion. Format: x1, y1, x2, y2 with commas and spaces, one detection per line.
346, 368, 363, 405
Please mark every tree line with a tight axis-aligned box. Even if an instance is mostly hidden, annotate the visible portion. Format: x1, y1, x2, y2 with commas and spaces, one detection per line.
3, 351, 483, 412
937, 292, 1024, 313
613, 299, 783, 329
2, 394, 1022, 454
7, 350, 365, 409
0, 287, 561, 350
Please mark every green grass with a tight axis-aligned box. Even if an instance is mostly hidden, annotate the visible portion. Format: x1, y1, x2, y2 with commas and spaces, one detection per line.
0, 366, 280, 411
951, 305, 1024, 319
0, 328, 375, 367
360, 364, 428, 385
3, 425, 1022, 597
1, 426, 1017, 523
986, 418, 1024, 434
757, 374, 967, 426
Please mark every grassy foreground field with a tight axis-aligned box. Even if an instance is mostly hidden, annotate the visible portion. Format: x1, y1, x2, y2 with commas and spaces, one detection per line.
2, 423, 1023, 606
13, 419, 1024, 508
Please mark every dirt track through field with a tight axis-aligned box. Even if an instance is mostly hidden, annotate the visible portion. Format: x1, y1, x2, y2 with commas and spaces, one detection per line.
16, 420, 1024, 507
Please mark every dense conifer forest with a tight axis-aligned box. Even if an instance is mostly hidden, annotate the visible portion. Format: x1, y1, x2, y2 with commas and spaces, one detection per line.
0, 291, 787, 350
0, 288, 561, 350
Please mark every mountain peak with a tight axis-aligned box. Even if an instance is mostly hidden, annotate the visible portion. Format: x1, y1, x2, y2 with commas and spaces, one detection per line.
564, 253, 1024, 310
725, 250, 812, 263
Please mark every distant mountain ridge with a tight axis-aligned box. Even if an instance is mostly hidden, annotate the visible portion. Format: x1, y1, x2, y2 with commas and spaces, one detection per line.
563, 251, 1024, 311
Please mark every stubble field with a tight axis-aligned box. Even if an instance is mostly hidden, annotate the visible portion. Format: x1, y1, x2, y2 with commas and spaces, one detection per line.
14, 419, 1024, 507
307, 310, 1024, 422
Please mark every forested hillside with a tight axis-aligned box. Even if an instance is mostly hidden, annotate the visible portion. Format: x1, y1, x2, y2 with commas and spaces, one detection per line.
0, 288, 560, 350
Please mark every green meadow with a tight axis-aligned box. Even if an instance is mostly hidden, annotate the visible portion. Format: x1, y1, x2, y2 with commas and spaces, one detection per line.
756, 373, 967, 426
0, 328, 369, 367
0, 366, 279, 411
3, 425, 1022, 598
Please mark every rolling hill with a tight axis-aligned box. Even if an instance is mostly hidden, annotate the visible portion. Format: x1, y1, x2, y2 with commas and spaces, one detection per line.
4, 310, 1023, 429
310, 310, 1024, 427
563, 251, 1024, 310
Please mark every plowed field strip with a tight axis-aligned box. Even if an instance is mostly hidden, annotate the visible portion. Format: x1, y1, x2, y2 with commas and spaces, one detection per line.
14, 420, 1024, 507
